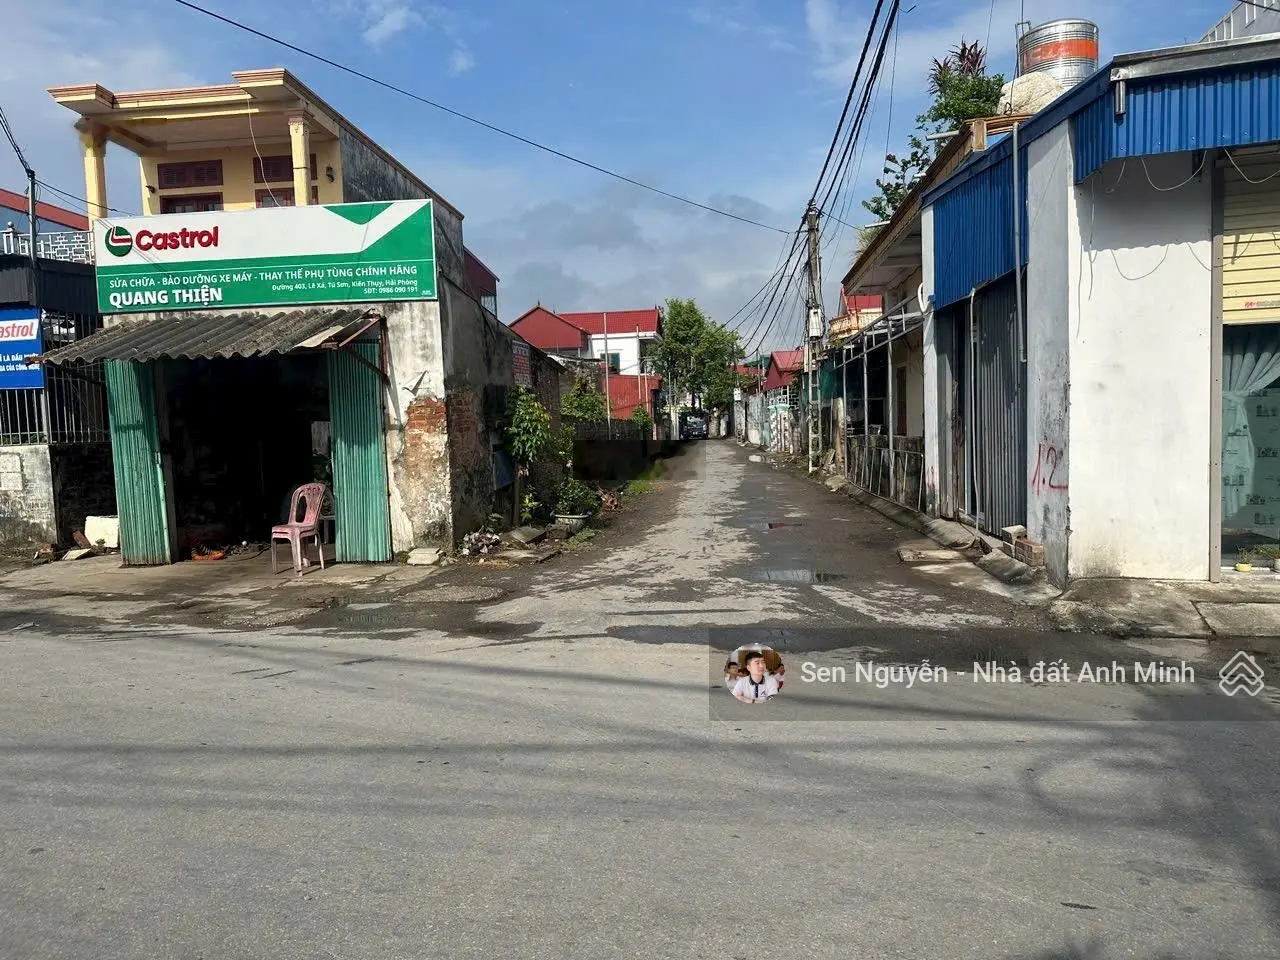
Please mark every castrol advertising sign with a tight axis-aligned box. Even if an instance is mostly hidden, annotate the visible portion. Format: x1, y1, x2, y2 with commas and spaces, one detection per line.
0, 307, 44, 389
93, 199, 437, 314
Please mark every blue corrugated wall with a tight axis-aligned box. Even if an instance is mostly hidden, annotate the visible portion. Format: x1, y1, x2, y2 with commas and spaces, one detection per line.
1074, 64, 1280, 182
931, 150, 1028, 309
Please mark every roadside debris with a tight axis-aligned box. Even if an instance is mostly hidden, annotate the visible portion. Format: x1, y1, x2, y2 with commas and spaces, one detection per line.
460, 531, 502, 556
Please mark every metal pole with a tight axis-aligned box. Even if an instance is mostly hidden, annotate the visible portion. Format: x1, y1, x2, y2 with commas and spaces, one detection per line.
1012, 121, 1026, 364
804, 201, 823, 473
841, 344, 848, 476
602, 310, 612, 437
887, 332, 895, 502
26, 171, 53, 448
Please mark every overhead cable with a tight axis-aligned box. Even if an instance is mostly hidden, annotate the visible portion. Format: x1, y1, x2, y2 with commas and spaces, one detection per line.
170, 0, 789, 234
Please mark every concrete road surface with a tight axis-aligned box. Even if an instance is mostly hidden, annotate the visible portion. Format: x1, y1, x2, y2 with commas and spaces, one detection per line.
2, 442, 1278, 959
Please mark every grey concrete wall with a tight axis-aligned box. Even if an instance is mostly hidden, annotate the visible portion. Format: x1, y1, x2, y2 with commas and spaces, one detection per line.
440, 280, 517, 540
0, 443, 55, 544
338, 128, 465, 289
1026, 121, 1073, 586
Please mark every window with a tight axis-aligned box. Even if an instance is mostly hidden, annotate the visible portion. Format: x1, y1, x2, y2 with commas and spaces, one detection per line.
160, 194, 223, 213
255, 187, 320, 207
253, 154, 319, 183
157, 160, 223, 189
600, 352, 621, 374
1245, 1, 1258, 25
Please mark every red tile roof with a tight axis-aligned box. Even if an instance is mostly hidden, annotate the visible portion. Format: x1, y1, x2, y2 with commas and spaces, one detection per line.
600, 372, 662, 419
509, 305, 589, 352
0, 188, 89, 231
560, 308, 660, 337
762, 349, 804, 392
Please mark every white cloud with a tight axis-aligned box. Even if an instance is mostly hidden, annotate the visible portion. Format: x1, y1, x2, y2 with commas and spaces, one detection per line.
691, 0, 800, 53
362, 5, 422, 46
448, 47, 476, 75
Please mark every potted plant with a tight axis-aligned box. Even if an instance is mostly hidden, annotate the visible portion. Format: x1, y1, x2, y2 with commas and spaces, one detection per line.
553, 475, 599, 523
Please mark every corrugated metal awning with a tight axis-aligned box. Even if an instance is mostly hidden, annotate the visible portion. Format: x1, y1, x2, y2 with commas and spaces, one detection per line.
38, 307, 379, 365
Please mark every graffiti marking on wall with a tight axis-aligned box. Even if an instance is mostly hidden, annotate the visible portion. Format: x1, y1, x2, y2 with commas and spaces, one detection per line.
1031, 442, 1068, 493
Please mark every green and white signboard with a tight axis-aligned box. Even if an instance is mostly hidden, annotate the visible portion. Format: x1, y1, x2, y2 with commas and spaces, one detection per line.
94, 199, 437, 314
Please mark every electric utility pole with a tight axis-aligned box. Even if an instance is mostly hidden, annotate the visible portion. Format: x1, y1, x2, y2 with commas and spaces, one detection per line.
804, 201, 824, 474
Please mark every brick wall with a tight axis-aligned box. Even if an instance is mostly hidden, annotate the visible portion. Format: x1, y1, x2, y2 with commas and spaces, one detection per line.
49, 442, 115, 546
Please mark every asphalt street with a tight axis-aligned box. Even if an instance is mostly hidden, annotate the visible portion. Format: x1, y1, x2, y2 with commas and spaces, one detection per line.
2, 441, 1278, 959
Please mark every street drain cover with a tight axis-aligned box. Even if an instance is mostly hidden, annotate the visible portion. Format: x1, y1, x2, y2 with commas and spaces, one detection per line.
752, 569, 847, 583
403, 585, 507, 604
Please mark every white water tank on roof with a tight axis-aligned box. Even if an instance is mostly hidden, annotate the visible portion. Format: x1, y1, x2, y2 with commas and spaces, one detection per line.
998, 73, 1066, 116
1018, 19, 1100, 88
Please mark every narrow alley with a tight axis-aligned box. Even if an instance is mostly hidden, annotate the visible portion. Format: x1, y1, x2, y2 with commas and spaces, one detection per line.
2, 441, 1277, 960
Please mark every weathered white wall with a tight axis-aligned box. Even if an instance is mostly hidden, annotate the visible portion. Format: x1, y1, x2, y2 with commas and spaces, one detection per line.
588, 333, 647, 376
381, 298, 450, 552
1026, 122, 1074, 585
0, 444, 55, 543
921, 205, 942, 515
902, 330, 925, 438
1069, 150, 1212, 579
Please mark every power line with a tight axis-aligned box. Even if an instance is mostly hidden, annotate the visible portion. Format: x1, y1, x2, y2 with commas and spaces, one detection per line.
34, 179, 136, 217
170, 0, 789, 235
0, 107, 32, 175
806, 0, 889, 206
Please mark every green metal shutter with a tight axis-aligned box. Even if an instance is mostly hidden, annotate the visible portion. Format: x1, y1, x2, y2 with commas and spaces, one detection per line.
104, 360, 172, 565
327, 343, 392, 562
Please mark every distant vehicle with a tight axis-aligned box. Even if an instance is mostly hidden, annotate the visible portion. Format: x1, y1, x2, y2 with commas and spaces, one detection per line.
679, 410, 709, 440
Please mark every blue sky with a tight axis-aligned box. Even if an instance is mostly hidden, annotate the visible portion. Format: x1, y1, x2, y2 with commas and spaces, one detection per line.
0, 0, 1228, 351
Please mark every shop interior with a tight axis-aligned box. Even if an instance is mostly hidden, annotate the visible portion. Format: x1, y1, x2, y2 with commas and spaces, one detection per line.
159, 353, 332, 556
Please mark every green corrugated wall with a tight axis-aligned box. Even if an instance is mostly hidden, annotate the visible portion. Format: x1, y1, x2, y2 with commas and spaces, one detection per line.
104, 360, 172, 565
327, 343, 392, 563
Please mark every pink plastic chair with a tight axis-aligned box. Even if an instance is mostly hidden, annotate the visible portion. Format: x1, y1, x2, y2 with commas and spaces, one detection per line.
271, 483, 328, 575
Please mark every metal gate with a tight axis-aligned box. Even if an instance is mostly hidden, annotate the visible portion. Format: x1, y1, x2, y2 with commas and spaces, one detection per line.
327, 342, 392, 563
104, 360, 172, 565
967, 272, 1027, 533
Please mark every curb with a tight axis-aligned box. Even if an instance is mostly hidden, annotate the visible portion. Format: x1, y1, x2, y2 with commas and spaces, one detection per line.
817, 472, 1039, 586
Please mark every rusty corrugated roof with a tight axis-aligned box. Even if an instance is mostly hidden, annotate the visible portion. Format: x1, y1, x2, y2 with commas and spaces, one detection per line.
40, 307, 375, 364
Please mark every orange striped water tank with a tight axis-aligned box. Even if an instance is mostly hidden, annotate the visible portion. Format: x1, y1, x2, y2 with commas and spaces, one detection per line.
1018, 19, 1099, 88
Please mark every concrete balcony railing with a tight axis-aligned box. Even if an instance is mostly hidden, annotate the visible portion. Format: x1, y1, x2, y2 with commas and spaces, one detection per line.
1, 226, 94, 265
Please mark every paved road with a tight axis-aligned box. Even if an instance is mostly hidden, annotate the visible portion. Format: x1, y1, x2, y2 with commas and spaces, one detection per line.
2, 442, 1278, 959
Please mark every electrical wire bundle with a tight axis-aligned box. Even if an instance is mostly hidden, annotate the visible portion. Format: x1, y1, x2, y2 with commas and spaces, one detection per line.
733, 0, 902, 361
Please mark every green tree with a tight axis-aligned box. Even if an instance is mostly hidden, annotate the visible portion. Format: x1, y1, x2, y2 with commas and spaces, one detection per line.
629, 405, 653, 430
561, 377, 608, 421
862, 39, 1004, 224
651, 298, 707, 406
651, 298, 743, 410
697, 323, 744, 412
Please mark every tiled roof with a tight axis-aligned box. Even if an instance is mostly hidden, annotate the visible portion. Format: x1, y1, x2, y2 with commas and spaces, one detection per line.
560, 308, 660, 336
